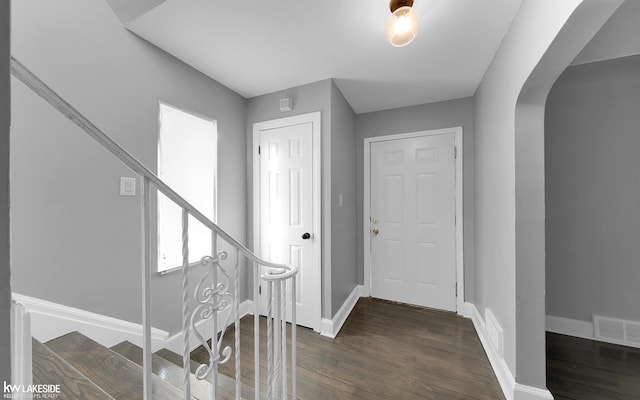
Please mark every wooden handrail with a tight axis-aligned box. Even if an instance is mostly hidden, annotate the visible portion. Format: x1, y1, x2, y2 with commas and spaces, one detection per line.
10, 56, 296, 277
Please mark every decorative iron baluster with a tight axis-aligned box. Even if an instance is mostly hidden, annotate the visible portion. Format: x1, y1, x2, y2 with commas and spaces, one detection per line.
281, 281, 287, 399
212, 233, 219, 400
233, 248, 241, 400
191, 253, 234, 382
274, 280, 281, 399
254, 262, 260, 400
291, 278, 297, 400
267, 280, 273, 400
182, 209, 191, 400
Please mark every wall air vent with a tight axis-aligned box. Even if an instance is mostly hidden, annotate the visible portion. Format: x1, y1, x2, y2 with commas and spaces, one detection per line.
593, 315, 640, 349
485, 308, 504, 358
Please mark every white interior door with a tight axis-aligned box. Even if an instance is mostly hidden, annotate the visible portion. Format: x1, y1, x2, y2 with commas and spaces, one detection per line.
370, 133, 456, 311
257, 120, 316, 329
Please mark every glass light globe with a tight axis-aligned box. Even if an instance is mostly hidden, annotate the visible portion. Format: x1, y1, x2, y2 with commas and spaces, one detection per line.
386, 6, 419, 47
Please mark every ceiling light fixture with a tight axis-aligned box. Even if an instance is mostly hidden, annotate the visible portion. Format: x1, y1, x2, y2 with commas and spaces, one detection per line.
387, 0, 419, 47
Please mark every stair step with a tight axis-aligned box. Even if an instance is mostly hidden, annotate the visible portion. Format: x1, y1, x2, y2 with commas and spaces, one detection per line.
32, 337, 114, 400
157, 345, 256, 399
111, 341, 255, 400
110, 341, 221, 400
46, 332, 190, 400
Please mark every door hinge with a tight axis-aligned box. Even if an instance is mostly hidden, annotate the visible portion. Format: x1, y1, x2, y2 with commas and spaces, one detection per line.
454, 146, 457, 159
258, 146, 261, 155
259, 285, 262, 295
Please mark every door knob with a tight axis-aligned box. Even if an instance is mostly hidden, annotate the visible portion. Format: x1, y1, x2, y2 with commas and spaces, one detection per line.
302, 232, 311, 240
372, 228, 379, 235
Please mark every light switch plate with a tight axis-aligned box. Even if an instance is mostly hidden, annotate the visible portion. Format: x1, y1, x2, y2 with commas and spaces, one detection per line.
120, 177, 136, 196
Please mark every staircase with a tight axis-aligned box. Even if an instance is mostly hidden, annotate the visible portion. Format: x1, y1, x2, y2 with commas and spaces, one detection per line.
10, 55, 298, 400
32, 332, 254, 400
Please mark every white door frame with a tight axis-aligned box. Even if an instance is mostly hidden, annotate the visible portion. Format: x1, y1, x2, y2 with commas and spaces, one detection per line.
252, 112, 322, 332
363, 127, 464, 313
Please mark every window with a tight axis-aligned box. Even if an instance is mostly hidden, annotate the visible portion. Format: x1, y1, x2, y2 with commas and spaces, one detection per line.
157, 102, 217, 273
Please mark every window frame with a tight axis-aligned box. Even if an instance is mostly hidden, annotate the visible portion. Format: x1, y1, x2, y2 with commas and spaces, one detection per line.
156, 100, 218, 275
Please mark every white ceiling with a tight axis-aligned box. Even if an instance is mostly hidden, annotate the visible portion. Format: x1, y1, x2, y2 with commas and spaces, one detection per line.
122, 0, 524, 114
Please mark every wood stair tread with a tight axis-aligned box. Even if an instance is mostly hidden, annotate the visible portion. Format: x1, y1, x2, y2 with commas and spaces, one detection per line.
110, 341, 222, 400
157, 345, 256, 399
32, 337, 114, 400
111, 341, 255, 400
46, 332, 190, 400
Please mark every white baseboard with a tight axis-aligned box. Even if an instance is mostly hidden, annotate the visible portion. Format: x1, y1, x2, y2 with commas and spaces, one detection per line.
546, 314, 593, 340
464, 302, 553, 400
13, 293, 255, 356
12, 293, 170, 351
514, 383, 554, 400
320, 285, 364, 339
465, 302, 516, 400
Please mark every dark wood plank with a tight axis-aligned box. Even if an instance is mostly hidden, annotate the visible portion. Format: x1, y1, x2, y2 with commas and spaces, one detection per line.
546, 332, 640, 400
111, 341, 254, 400
32, 338, 114, 400
110, 341, 216, 400
155, 347, 185, 368
191, 297, 506, 400
46, 332, 188, 400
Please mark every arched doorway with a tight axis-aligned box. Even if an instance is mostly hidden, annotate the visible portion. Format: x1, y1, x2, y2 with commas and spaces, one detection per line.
514, 0, 628, 396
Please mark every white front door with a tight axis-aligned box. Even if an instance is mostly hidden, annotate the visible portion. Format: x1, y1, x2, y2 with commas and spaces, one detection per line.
255, 114, 319, 329
369, 133, 456, 311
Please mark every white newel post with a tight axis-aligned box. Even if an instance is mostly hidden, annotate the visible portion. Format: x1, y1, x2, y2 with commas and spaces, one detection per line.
141, 177, 153, 400
10, 300, 32, 400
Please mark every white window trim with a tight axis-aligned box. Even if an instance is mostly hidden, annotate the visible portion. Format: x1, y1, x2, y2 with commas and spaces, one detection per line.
156, 100, 218, 275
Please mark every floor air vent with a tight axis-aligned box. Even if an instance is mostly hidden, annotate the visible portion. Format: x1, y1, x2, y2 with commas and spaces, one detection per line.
593, 315, 640, 348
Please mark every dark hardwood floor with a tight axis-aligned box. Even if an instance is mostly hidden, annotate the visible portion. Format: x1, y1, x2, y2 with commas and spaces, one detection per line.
546, 332, 640, 400
192, 297, 505, 400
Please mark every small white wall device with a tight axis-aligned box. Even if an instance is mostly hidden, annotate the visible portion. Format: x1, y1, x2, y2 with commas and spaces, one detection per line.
120, 177, 136, 196
279, 97, 293, 112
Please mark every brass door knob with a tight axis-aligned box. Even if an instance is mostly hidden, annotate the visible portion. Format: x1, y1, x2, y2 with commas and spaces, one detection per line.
372, 228, 379, 235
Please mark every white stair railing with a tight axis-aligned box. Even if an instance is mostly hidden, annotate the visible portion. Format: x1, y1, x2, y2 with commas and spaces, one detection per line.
11, 57, 297, 400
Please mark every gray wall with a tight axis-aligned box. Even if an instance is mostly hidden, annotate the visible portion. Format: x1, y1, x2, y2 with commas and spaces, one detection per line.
10, 0, 247, 334
245, 80, 334, 318
0, 0, 11, 384
546, 54, 640, 323
473, 0, 585, 385
474, 0, 622, 389
246, 79, 359, 319
514, 0, 623, 389
355, 97, 475, 302
329, 82, 357, 315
